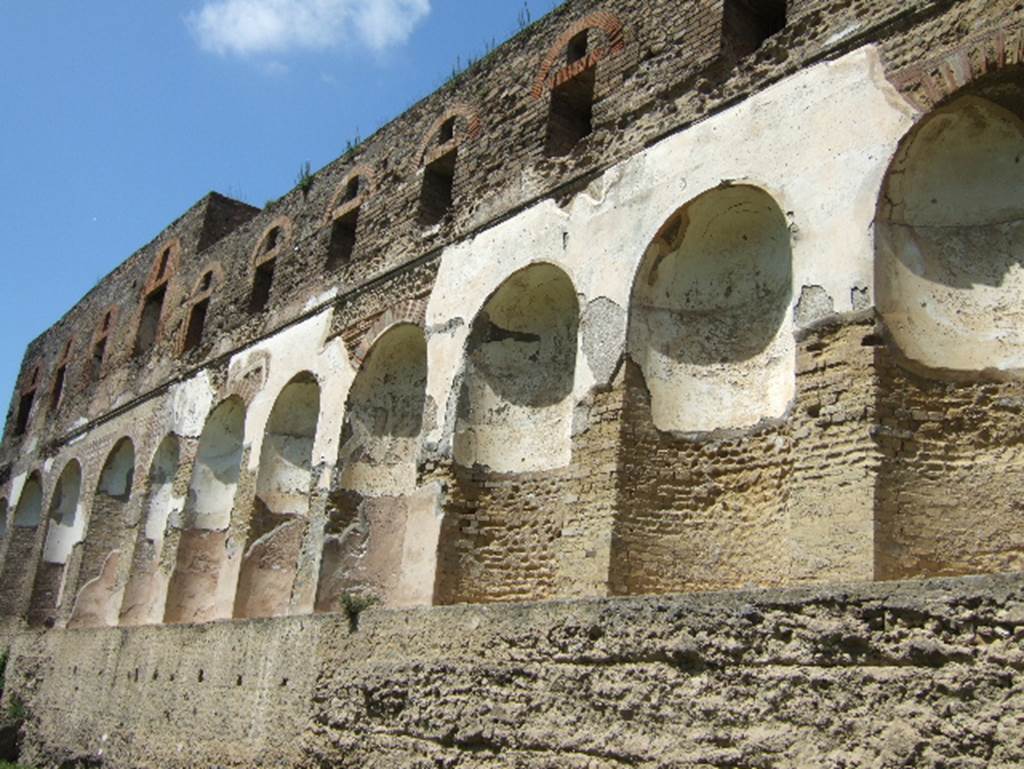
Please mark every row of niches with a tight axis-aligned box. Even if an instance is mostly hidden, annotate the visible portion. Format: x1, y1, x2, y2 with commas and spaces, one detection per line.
4, 78, 1024, 624
6, 1, 794, 441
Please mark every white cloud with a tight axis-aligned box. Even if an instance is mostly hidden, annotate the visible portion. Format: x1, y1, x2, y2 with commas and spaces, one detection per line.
187, 0, 430, 57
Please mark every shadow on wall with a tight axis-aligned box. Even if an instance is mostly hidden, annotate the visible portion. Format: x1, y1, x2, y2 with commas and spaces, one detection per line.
165, 396, 245, 624
453, 262, 580, 473
317, 326, 434, 613
69, 438, 134, 628
235, 374, 320, 620
611, 184, 795, 596
874, 69, 1024, 581
120, 434, 181, 627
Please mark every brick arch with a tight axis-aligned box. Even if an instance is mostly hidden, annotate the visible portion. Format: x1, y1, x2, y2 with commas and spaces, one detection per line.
887, 25, 1024, 111
224, 351, 270, 406
416, 104, 482, 168
325, 164, 377, 223
532, 11, 626, 99
143, 237, 182, 296
351, 298, 428, 367
251, 216, 294, 266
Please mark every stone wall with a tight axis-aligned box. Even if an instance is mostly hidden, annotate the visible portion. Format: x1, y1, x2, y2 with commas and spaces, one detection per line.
7, 573, 1024, 768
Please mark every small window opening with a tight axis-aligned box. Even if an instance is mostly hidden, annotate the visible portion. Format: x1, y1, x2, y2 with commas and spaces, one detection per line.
567, 30, 588, 64
264, 227, 281, 254
439, 117, 456, 145
29, 368, 38, 387
14, 390, 35, 436
723, 0, 787, 58
156, 248, 171, 281
343, 177, 360, 203
418, 150, 456, 226
50, 365, 66, 410
545, 67, 595, 157
200, 271, 213, 292
328, 208, 359, 267
91, 338, 107, 381
102, 311, 112, 332
135, 286, 167, 356
183, 299, 210, 353
249, 260, 276, 313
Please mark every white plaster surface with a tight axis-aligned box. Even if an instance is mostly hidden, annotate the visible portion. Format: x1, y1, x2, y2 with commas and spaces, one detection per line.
42, 461, 84, 564
425, 46, 916, 448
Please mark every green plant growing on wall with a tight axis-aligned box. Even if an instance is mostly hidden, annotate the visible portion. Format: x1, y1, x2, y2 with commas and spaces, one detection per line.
295, 161, 315, 197
339, 592, 379, 631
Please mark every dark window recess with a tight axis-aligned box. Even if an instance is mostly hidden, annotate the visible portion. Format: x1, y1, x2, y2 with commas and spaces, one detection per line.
249, 260, 276, 313
14, 390, 34, 436
91, 338, 107, 381
184, 299, 209, 353
50, 365, 66, 410
328, 208, 360, 267
343, 177, 360, 203
200, 271, 213, 292
418, 150, 456, 226
723, 0, 787, 58
567, 30, 588, 64
135, 286, 166, 356
264, 227, 281, 253
156, 248, 171, 280
102, 311, 112, 332
545, 67, 595, 157
439, 117, 456, 144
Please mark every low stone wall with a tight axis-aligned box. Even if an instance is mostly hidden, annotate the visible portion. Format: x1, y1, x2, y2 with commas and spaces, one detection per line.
7, 573, 1024, 768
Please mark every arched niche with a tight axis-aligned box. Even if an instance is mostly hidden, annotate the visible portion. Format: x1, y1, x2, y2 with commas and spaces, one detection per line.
0, 474, 43, 618
30, 461, 82, 626
874, 74, 1024, 582
628, 184, 794, 433
42, 460, 83, 565
185, 397, 245, 531
13, 475, 42, 528
120, 435, 181, 626
316, 328, 430, 613
70, 438, 135, 628
165, 397, 246, 624
454, 263, 580, 472
876, 93, 1024, 374
235, 375, 320, 620
341, 324, 427, 496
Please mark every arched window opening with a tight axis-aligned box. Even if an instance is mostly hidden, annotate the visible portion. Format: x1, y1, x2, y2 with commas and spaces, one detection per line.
135, 285, 167, 356
120, 435, 181, 626
165, 397, 245, 624
344, 176, 361, 202
30, 461, 83, 627
235, 374, 320, 620
454, 263, 579, 473
439, 117, 456, 144
546, 31, 595, 157
89, 310, 115, 383
263, 226, 281, 253
69, 438, 135, 628
328, 208, 359, 266
628, 185, 794, 433
183, 299, 210, 353
723, 0, 787, 59
14, 382, 36, 437
249, 260, 276, 312
50, 340, 73, 412
418, 150, 456, 226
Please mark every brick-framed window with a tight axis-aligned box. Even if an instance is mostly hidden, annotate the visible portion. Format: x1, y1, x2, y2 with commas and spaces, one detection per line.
49, 339, 74, 413
326, 166, 374, 267
89, 307, 118, 383
249, 218, 292, 313
181, 267, 220, 355
134, 239, 181, 357
416, 106, 481, 227
13, 365, 40, 436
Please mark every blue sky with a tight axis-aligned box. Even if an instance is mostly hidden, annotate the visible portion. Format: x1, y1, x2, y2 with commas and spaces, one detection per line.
0, 0, 557, 424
